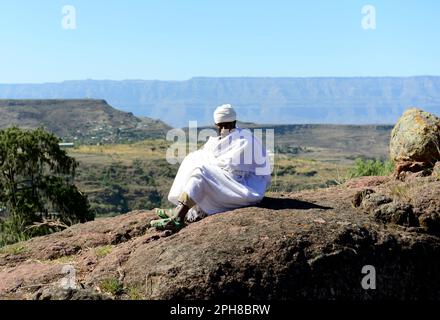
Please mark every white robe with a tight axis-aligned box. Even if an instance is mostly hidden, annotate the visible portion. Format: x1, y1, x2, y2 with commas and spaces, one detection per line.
168, 128, 271, 220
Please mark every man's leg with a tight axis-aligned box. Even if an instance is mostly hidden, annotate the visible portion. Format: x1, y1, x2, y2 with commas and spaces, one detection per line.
151, 170, 204, 231
173, 191, 196, 223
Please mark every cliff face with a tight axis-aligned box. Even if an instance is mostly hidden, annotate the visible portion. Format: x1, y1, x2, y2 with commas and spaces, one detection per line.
1, 173, 439, 300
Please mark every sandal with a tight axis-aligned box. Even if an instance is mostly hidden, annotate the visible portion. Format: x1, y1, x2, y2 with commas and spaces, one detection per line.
155, 208, 175, 219
150, 218, 185, 232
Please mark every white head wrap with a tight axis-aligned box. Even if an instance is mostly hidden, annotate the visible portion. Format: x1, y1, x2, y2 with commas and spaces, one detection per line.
213, 104, 237, 124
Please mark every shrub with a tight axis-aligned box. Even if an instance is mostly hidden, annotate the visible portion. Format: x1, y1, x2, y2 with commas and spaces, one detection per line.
100, 278, 124, 296
0, 127, 92, 247
348, 158, 394, 178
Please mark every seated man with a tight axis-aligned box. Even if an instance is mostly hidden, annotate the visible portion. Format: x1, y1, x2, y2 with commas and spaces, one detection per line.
150, 104, 272, 231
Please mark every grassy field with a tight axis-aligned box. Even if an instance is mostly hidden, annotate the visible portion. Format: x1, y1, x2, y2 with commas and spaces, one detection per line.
69, 138, 353, 216
70, 140, 176, 216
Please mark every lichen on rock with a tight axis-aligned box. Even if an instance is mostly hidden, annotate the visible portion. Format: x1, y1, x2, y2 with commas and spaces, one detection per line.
390, 108, 440, 175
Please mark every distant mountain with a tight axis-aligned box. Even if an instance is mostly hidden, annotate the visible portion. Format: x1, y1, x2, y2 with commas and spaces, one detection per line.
1, 77, 440, 127
0, 99, 171, 144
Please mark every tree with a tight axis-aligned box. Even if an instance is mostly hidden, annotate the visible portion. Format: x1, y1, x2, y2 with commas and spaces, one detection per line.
0, 127, 93, 245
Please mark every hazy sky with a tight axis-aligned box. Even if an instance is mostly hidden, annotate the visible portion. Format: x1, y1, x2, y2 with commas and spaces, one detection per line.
1, 0, 439, 83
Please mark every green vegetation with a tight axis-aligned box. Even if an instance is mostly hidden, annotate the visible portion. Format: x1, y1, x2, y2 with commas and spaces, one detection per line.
348, 158, 394, 178
70, 141, 177, 216
100, 278, 124, 296
0, 243, 27, 255
74, 158, 176, 216
95, 245, 112, 258
126, 285, 145, 300
0, 217, 29, 247
0, 127, 92, 247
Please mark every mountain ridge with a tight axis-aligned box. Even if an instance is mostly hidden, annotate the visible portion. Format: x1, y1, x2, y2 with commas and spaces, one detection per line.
1, 77, 440, 127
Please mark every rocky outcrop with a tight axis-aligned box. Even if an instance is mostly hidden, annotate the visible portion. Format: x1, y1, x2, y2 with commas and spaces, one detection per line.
1, 175, 439, 300
390, 108, 440, 176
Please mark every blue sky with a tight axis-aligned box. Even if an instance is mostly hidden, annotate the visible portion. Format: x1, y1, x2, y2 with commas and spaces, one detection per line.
0, 0, 439, 83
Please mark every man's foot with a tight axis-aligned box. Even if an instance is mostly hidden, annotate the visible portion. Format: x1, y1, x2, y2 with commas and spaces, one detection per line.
154, 203, 188, 220
150, 218, 185, 232
154, 208, 175, 219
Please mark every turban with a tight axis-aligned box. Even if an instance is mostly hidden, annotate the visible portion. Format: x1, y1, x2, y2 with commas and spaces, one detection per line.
213, 104, 237, 124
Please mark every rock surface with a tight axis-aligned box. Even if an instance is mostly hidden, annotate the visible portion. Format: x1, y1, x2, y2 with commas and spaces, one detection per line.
1, 175, 439, 300
390, 108, 440, 171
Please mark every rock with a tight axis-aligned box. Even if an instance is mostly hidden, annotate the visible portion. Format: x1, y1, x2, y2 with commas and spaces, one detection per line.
397, 169, 432, 183
419, 213, 440, 236
374, 203, 419, 227
408, 179, 440, 218
352, 189, 375, 207
390, 108, 440, 173
395, 161, 432, 178
352, 188, 394, 212
345, 176, 390, 189
1, 176, 440, 300
361, 193, 393, 213
33, 286, 111, 300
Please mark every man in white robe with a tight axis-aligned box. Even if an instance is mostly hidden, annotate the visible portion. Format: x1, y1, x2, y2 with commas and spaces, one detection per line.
150, 104, 272, 231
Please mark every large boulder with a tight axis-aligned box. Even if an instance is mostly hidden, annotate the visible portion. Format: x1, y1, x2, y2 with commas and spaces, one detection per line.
390, 108, 440, 169
1, 175, 440, 300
